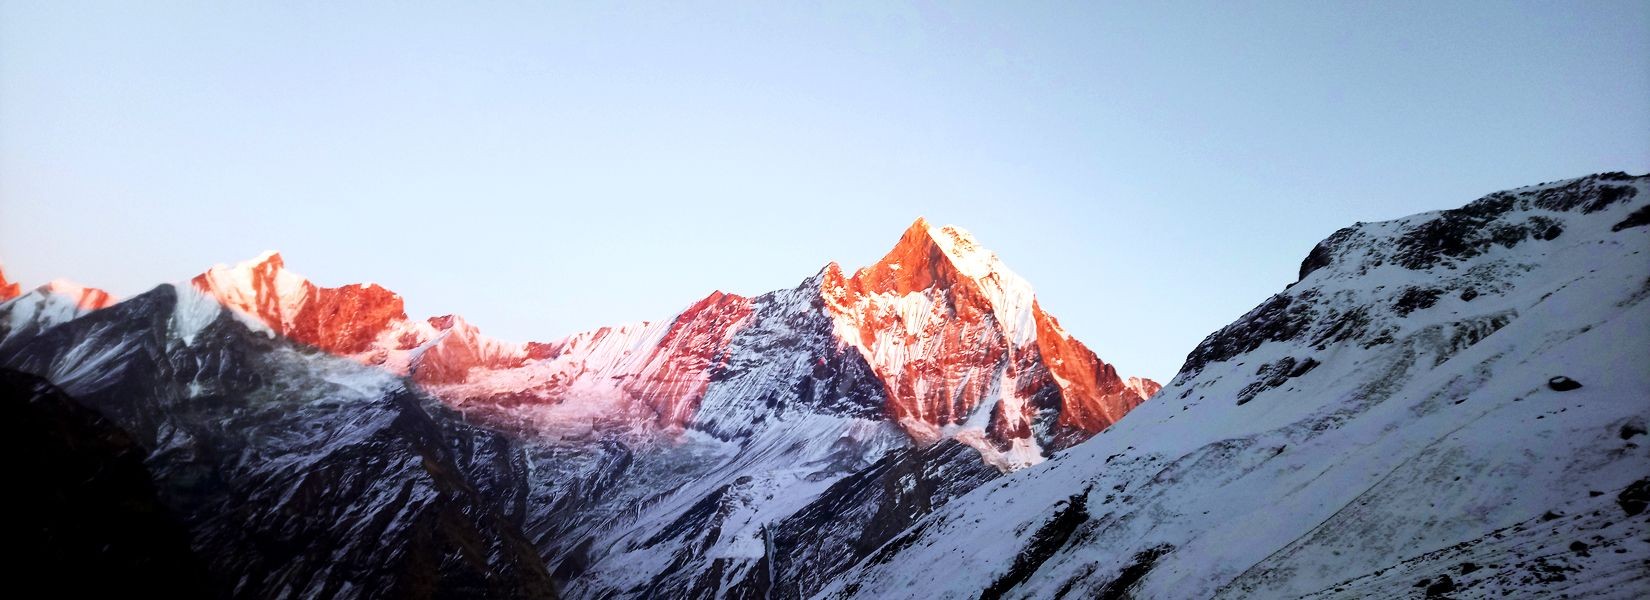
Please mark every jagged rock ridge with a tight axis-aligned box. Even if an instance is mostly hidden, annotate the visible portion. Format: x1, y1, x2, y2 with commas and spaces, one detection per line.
184, 221, 1157, 469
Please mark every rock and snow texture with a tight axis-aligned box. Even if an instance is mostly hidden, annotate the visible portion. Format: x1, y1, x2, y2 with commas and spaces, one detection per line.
414, 218, 1157, 473
1, 285, 558, 599
404, 219, 1146, 597
19, 169, 1637, 600
0, 217, 1155, 599
190, 251, 532, 380
819, 172, 1650, 599
0, 279, 117, 355
821, 219, 1155, 469
180, 221, 1155, 470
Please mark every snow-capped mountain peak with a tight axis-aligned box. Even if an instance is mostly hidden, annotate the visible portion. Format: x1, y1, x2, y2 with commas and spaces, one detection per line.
191, 251, 313, 328
38, 280, 116, 311
820, 219, 1155, 469
0, 278, 118, 354
924, 220, 1039, 343
190, 251, 412, 356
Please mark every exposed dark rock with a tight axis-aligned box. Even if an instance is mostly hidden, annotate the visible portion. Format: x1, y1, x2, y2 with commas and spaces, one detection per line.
768, 440, 999, 599
1619, 478, 1649, 516
1531, 173, 1639, 213
1184, 293, 1317, 375
1394, 175, 1638, 270
1394, 287, 1445, 316
980, 489, 1092, 600
1093, 545, 1174, 600
0, 368, 213, 599
1298, 228, 1356, 281
1535, 220, 1564, 241
1393, 193, 1519, 270
0, 286, 559, 600
1547, 376, 1582, 391
1612, 204, 1650, 232
1236, 356, 1319, 405
1424, 574, 1456, 597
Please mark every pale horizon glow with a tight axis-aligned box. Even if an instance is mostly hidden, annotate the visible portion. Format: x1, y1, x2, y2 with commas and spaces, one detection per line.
3, 2, 1648, 381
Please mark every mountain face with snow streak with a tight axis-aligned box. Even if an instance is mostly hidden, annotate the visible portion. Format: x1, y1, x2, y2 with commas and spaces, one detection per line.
818, 172, 1650, 599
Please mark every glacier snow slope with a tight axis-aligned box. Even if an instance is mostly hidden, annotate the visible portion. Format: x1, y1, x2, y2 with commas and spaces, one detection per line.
819, 173, 1650, 599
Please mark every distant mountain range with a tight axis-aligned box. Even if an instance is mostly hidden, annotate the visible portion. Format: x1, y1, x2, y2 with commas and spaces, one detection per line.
3, 172, 1645, 599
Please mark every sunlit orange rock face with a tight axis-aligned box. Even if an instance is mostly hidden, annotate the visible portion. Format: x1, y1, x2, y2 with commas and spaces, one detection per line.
820, 225, 1009, 437
190, 252, 408, 355
621, 291, 754, 427
0, 267, 21, 301
189, 253, 533, 386
292, 283, 408, 354
41, 280, 118, 311
1034, 305, 1149, 436
822, 219, 1158, 467
184, 223, 1155, 468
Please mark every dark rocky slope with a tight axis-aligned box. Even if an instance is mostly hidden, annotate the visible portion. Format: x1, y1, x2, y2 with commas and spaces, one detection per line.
0, 285, 557, 599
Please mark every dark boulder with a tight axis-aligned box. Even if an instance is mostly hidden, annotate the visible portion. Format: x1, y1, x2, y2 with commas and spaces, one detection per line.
1547, 376, 1582, 391
1619, 478, 1649, 517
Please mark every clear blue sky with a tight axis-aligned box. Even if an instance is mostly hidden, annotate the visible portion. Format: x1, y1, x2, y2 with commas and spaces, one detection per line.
2, 1, 1646, 381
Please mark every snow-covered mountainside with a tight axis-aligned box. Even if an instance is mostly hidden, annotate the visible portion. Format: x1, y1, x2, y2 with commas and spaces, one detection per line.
430, 219, 1159, 597
190, 250, 531, 380
0, 279, 116, 355
1, 218, 1153, 599
183, 220, 1157, 470
819, 172, 1650, 599
0, 285, 558, 599
6, 172, 1640, 599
